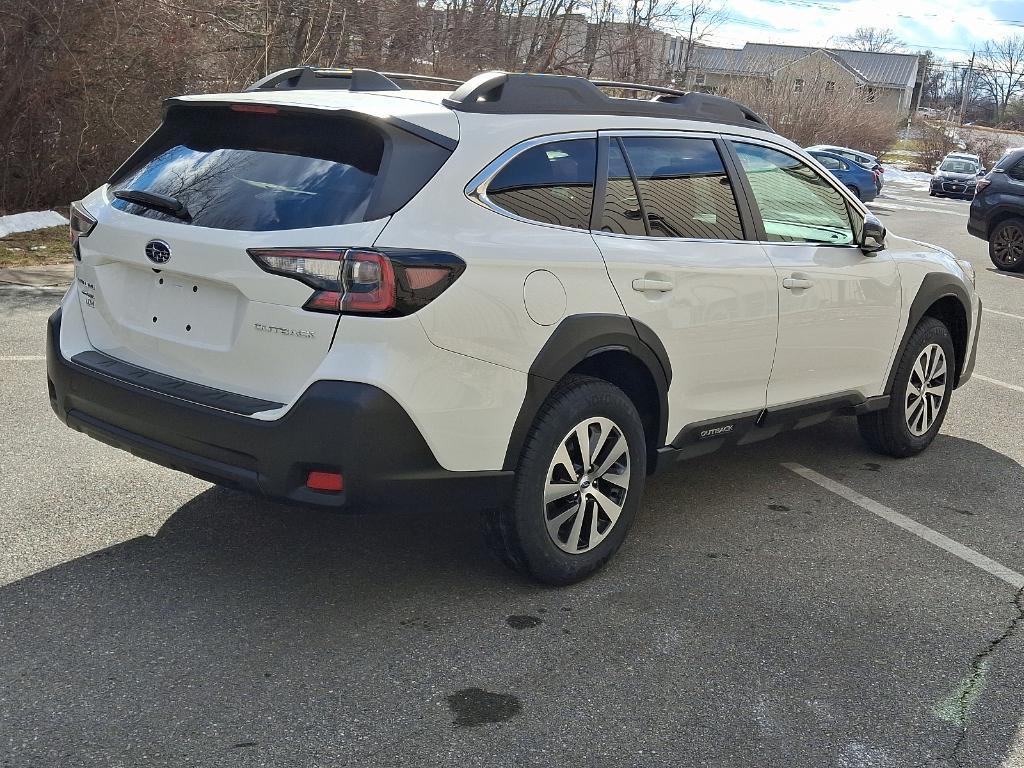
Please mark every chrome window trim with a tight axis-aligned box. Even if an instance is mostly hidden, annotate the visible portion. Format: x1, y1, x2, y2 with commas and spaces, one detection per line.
464, 131, 598, 233
465, 127, 860, 246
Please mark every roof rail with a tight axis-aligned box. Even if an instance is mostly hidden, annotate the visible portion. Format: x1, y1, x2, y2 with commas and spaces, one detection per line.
442, 71, 773, 131
244, 67, 771, 131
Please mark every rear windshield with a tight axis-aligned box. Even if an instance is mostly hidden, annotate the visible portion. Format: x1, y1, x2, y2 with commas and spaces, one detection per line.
109, 107, 386, 231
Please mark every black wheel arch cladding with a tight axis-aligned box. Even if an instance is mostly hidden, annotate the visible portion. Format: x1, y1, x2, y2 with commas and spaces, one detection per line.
886, 272, 972, 394
502, 314, 671, 471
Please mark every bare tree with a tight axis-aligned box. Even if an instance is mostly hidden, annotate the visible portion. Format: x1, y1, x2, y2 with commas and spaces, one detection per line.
836, 26, 904, 53
722, 57, 900, 155
669, 0, 727, 84
975, 36, 1024, 123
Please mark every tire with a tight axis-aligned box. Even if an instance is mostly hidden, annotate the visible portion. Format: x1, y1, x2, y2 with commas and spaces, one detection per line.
929, 191, 937, 197
846, 184, 861, 200
858, 317, 955, 458
484, 375, 647, 585
989, 217, 1024, 272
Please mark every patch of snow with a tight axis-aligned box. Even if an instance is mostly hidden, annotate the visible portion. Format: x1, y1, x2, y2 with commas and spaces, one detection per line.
0, 210, 69, 238
883, 166, 932, 191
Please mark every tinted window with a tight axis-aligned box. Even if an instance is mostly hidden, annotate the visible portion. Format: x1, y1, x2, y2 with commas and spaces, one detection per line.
1009, 159, 1024, 181
620, 136, 744, 240
733, 143, 854, 245
487, 139, 596, 230
110, 107, 387, 231
599, 140, 647, 236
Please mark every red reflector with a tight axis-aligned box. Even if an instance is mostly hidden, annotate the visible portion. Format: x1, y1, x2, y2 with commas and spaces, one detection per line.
307, 471, 344, 492
406, 266, 450, 290
231, 104, 279, 114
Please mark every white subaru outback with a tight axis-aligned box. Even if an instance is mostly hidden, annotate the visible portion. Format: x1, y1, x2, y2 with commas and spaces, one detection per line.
48, 69, 982, 584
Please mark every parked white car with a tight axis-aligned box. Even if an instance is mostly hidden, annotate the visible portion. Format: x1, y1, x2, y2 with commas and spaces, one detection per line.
50, 69, 982, 584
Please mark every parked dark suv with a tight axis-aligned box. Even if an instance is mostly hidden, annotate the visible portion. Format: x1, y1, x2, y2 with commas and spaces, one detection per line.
969, 147, 1024, 272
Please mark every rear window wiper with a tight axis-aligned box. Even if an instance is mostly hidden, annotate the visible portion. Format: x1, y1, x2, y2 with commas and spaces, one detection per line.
113, 189, 192, 221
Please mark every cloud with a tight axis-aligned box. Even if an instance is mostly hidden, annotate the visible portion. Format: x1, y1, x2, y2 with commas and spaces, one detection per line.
704, 0, 1021, 59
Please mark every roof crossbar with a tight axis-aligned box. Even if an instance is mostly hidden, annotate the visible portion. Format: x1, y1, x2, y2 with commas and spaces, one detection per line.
246, 67, 403, 92
589, 79, 689, 97
246, 67, 465, 93
379, 72, 465, 87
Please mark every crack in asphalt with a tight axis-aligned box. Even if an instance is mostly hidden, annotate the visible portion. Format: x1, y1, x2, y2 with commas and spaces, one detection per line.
946, 586, 1024, 768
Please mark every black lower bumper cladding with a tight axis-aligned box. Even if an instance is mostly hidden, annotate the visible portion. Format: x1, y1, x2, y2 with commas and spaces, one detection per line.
46, 309, 512, 511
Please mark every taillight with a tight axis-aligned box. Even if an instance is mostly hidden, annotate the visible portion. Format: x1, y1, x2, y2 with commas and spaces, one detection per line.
248, 247, 465, 316
69, 201, 96, 245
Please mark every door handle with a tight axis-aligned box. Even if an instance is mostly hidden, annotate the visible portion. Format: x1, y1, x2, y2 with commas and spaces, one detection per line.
782, 276, 813, 290
632, 278, 674, 292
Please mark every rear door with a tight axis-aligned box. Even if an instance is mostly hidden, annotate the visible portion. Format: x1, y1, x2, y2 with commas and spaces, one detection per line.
592, 132, 779, 440
75, 103, 452, 405
727, 140, 901, 404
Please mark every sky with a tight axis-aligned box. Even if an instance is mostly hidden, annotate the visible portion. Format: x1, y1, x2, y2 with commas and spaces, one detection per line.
682, 0, 1024, 64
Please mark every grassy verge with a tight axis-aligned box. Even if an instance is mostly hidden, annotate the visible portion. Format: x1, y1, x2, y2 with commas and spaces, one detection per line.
0, 226, 72, 268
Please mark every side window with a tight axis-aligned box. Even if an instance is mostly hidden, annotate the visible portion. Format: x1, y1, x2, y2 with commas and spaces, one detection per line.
1008, 158, 1024, 181
619, 136, 745, 240
599, 140, 647, 236
486, 139, 596, 230
733, 143, 855, 245
815, 154, 842, 171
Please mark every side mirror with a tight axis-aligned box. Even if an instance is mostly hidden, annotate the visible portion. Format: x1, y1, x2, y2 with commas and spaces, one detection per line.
860, 214, 886, 254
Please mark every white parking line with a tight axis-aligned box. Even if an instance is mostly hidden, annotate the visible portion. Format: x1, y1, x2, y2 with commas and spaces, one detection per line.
987, 309, 1024, 322
0, 355, 44, 361
782, 462, 1024, 589
974, 374, 1024, 395
869, 202, 968, 216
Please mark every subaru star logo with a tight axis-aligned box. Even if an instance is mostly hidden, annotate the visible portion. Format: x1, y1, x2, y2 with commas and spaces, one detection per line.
145, 240, 171, 264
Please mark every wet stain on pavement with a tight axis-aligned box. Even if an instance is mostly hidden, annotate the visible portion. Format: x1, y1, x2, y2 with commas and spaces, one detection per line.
862, 462, 882, 471
943, 504, 975, 515
447, 688, 521, 726
506, 615, 542, 629
768, 504, 791, 512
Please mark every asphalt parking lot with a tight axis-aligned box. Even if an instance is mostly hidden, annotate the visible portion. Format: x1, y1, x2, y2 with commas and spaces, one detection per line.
2, 182, 1023, 767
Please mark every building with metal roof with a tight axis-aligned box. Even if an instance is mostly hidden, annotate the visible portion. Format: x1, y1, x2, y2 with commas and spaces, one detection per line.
685, 43, 921, 116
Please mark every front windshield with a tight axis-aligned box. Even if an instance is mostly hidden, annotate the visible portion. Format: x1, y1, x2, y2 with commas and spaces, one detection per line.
940, 159, 978, 174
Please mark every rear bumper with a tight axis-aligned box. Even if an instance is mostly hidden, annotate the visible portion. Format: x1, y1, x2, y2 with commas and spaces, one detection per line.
46, 309, 512, 511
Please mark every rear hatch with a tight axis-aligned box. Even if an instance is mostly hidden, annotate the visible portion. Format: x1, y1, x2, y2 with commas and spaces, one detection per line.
75, 99, 455, 407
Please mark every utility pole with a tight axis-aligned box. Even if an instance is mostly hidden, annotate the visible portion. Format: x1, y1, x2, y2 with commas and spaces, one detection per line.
958, 52, 975, 126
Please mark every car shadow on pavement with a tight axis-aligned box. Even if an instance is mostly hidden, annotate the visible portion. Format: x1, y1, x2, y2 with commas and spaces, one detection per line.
986, 267, 1024, 279
1, 424, 1023, 766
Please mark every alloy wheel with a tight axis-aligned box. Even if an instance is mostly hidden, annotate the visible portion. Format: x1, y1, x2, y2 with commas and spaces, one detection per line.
905, 343, 947, 436
543, 417, 630, 555
993, 224, 1024, 266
